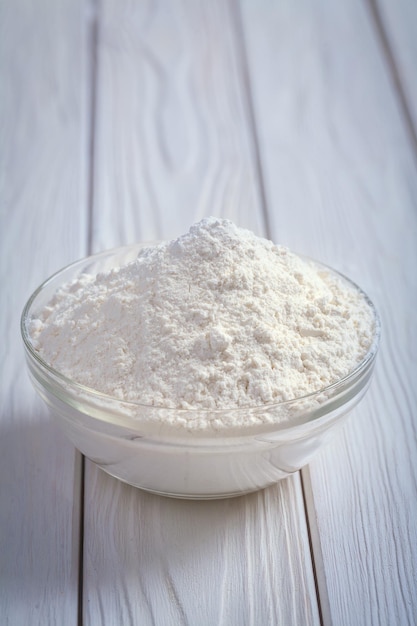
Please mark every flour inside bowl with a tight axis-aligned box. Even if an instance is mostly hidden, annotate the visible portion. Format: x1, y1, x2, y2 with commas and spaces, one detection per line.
29, 218, 375, 412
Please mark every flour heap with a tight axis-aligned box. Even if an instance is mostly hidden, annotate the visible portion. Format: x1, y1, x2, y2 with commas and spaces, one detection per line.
30, 218, 375, 411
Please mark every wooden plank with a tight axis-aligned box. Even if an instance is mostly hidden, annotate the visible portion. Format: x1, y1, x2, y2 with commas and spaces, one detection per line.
371, 0, 417, 141
83, 1, 320, 624
90, 0, 265, 250
0, 0, 90, 623
239, 0, 417, 624
84, 470, 317, 625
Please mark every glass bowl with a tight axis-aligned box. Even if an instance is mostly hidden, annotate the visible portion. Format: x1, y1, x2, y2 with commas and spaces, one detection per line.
21, 244, 380, 499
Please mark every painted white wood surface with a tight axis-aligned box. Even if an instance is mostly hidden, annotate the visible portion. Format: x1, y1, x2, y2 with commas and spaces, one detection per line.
82, 1, 319, 624
84, 469, 318, 626
90, 0, 265, 250
375, 0, 417, 136
239, 0, 417, 625
3, 0, 416, 624
0, 0, 90, 623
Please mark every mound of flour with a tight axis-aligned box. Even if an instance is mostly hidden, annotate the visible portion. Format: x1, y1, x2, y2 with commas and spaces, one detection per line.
30, 218, 374, 411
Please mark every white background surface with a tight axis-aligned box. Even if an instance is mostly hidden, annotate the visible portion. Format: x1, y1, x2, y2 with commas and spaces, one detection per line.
1, 0, 416, 624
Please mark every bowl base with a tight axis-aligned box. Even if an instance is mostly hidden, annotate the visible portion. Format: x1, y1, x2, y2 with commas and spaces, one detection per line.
97, 464, 275, 500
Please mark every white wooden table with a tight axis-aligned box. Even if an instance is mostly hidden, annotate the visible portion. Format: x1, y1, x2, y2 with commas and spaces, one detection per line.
1, 1, 416, 624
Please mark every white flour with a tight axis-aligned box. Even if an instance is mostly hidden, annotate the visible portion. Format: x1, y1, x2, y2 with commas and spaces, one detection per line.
30, 218, 374, 415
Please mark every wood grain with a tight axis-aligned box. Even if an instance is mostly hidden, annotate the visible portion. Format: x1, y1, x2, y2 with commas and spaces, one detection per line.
5, 1, 414, 623
239, 0, 417, 623
0, 0, 90, 623
84, 470, 318, 626
83, 0, 319, 624
372, 0, 417, 143
90, 0, 265, 251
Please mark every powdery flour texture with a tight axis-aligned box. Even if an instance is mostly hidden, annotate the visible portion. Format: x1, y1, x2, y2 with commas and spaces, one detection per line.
30, 218, 375, 412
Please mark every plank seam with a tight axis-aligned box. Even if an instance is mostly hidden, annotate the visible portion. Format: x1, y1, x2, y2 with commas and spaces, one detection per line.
365, 0, 417, 166
77, 455, 86, 626
86, 0, 100, 256
79, 1, 100, 623
228, 0, 272, 237
300, 468, 331, 626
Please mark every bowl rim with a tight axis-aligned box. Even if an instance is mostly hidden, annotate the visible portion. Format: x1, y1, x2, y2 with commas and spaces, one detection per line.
21, 242, 381, 425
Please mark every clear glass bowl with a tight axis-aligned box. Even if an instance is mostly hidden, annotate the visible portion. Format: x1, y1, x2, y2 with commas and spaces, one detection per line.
21, 244, 380, 499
